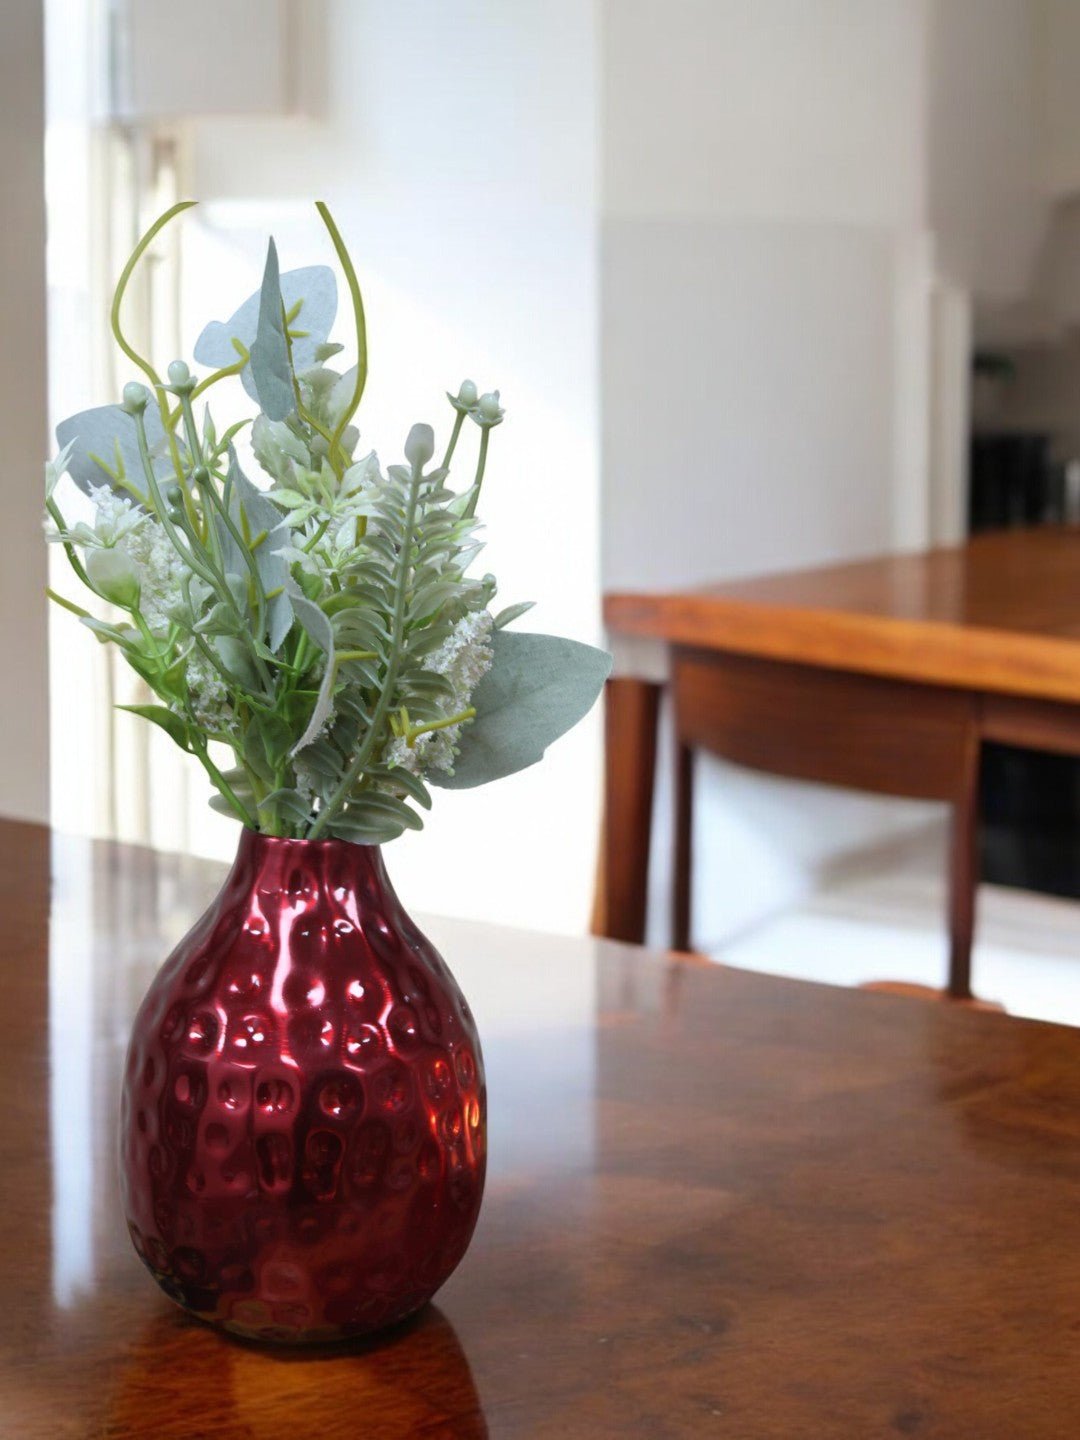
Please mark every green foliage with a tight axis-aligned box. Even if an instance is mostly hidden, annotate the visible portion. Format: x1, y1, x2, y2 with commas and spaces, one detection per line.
45, 202, 610, 845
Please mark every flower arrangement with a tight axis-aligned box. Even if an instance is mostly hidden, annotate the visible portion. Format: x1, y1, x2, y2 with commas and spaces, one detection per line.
46, 202, 609, 844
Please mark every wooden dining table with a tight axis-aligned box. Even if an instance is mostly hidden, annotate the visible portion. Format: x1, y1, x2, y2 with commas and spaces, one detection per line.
8, 815, 1080, 1436
599, 528, 1080, 1001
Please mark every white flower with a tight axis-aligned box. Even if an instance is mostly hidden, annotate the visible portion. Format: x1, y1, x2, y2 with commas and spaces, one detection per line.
179, 651, 230, 733
118, 511, 187, 630
91, 487, 148, 546
384, 610, 494, 778
428, 609, 494, 699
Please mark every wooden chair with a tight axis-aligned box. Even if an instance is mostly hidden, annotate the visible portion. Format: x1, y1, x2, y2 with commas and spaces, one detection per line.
667, 647, 982, 998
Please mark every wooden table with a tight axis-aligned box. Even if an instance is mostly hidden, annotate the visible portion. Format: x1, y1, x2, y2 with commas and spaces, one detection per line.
599, 529, 1080, 1000
9, 817, 1080, 1436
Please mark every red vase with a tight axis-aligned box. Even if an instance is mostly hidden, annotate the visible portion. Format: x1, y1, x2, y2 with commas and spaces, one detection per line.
119, 830, 486, 1344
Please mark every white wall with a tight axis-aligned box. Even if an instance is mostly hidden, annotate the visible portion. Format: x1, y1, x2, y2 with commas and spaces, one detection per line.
603, 0, 926, 229
1, 0, 49, 824
1039, 0, 1080, 199
602, 218, 901, 591
928, 0, 1046, 303
166, 0, 601, 934
601, 0, 931, 596
601, 0, 942, 948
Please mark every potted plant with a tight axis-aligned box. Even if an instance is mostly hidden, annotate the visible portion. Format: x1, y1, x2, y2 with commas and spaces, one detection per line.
46, 201, 610, 1343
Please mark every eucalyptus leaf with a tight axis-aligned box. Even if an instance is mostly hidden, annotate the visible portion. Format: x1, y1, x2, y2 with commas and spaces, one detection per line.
248, 239, 296, 422
194, 264, 337, 403
55, 403, 171, 500
431, 631, 612, 790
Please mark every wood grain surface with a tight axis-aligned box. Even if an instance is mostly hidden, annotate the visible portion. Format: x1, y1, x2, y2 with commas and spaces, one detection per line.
605, 529, 1080, 703
7, 819, 1080, 1437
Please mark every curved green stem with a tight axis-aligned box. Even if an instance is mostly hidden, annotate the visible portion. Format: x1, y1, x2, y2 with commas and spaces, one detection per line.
46, 587, 92, 621
315, 201, 368, 470
110, 200, 196, 389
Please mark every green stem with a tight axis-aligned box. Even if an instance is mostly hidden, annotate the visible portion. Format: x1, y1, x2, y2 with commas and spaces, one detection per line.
462, 426, 490, 519
194, 463, 270, 670
189, 734, 257, 828
303, 517, 331, 553
132, 609, 170, 659
46, 498, 95, 590
441, 410, 465, 472
131, 409, 220, 594
183, 343, 250, 412
46, 587, 92, 621
403, 706, 476, 744
177, 390, 216, 551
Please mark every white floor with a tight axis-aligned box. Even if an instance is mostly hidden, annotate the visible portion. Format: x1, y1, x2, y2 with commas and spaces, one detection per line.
706, 820, 1080, 1027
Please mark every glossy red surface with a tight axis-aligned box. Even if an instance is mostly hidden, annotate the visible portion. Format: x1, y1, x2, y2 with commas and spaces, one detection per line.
119, 830, 486, 1344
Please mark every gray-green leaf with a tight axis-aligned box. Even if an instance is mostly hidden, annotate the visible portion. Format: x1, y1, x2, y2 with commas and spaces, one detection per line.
194, 264, 337, 404
430, 630, 611, 790
55, 403, 171, 500
248, 239, 296, 422
117, 703, 192, 751
493, 600, 536, 630
289, 591, 336, 756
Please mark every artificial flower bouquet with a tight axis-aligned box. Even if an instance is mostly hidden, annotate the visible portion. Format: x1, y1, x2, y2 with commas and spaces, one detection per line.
46, 202, 610, 842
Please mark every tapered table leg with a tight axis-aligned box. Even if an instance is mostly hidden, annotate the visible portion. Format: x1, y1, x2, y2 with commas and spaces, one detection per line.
947, 726, 980, 1000
592, 678, 662, 944
672, 740, 693, 952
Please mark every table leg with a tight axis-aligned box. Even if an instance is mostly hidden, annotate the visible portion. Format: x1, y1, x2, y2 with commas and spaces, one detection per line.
672, 740, 693, 951
947, 728, 980, 1000
591, 678, 662, 944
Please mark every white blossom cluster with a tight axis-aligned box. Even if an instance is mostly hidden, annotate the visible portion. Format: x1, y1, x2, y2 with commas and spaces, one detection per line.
384, 610, 494, 776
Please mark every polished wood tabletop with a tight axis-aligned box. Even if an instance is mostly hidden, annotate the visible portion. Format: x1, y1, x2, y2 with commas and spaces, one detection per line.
605, 528, 1080, 704
8, 817, 1080, 1437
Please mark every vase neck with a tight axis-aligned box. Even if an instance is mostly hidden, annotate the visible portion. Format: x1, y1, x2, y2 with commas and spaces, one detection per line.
225, 828, 397, 915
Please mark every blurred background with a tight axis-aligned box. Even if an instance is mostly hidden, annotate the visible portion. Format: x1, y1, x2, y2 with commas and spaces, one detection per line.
10, 0, 1080, 1013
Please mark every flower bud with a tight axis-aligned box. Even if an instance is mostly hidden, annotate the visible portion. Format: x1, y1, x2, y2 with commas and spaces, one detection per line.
478, 391, 502, 421
167, 359, 194, 393
122, 381, 150, 414
86, 546, 141, 610
457, 379, 478, 408
404, 423, 435, 469
191, 466, 210, 488
164, 482, 184, 508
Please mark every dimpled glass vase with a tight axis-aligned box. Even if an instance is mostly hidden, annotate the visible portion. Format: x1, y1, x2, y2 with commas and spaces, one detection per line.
119, 830, 486, 1344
